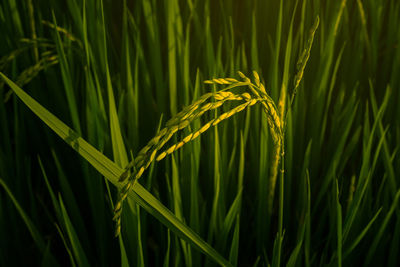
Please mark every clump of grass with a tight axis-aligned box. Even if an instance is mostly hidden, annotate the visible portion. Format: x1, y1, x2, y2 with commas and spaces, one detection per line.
2, 0, 399, 265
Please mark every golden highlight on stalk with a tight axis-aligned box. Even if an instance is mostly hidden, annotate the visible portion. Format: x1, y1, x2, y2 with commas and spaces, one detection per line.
113, 71, 281, 236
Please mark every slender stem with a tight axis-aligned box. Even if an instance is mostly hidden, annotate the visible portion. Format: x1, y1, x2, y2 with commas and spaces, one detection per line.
28, 0, 38, 62
278, 135, 285, 233
275, 136, 285, 267
278, 137, 284, 236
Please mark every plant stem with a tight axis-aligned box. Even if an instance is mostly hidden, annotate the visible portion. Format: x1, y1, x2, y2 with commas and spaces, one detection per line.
278, 138, 284, 237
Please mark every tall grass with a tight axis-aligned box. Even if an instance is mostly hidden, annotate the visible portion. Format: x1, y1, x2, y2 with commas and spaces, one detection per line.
1, 0, 400, 266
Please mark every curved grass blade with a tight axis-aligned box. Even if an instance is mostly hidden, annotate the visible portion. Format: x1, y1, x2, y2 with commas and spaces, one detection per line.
0, 178, 46, 256
0, 72, 232, 267
365, 189, 400, 265
343, 208, 382, 258
58, 195, 90, 267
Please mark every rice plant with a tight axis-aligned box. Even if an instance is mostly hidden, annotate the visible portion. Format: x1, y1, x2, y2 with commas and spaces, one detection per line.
1, 0, 400, 266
